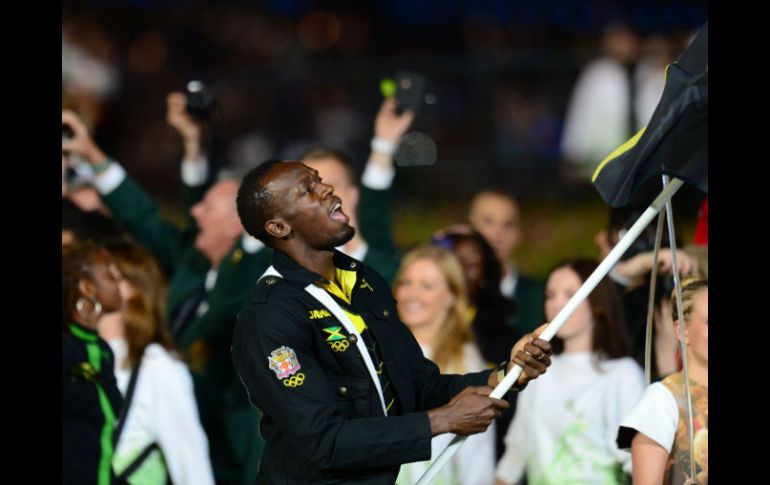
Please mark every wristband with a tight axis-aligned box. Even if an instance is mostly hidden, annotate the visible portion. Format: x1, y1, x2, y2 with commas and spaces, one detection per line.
371, 137, 396, 156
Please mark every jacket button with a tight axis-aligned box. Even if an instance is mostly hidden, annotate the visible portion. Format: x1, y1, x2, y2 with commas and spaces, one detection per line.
383, 309, 389, 317
350, 262, 357, 269
336, 386, 348, 397
348, 334, 358, 344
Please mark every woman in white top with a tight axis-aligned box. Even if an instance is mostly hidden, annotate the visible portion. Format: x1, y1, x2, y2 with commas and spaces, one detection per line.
394, 245, 496, 485
617, 278, 708, 485
99, 240, 215, 485
495, 259, 644, 485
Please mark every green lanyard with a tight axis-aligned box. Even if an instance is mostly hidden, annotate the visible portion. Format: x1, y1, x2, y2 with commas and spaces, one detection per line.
69, 324, 117, 485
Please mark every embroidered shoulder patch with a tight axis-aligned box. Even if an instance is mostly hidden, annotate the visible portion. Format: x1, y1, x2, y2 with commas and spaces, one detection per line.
268, 346, 301, 380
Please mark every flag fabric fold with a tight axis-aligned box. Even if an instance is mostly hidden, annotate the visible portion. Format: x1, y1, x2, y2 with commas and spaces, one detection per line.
593, 24, 708, 207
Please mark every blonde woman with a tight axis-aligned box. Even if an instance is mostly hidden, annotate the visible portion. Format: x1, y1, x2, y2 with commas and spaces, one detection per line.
617, 278, 708, 484
394, 245, 496, 485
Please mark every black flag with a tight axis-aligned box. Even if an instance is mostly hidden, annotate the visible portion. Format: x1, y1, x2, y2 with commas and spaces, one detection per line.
593, 23, 708, 207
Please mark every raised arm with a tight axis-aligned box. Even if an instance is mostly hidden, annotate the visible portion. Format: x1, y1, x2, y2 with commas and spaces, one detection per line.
62, 110, 190, 272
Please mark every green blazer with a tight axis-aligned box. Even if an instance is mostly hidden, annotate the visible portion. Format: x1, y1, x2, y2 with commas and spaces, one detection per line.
358, 185, 401, 285
512, 274, 545, 335
102, 175, 270, 483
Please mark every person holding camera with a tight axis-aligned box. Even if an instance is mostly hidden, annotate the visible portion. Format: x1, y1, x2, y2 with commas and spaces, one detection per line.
62, 101, 269, 484
299, 97, 414, 285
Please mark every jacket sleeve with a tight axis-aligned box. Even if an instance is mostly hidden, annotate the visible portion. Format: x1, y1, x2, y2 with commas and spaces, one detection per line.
369, 269, 491, 411
495, 388, 530, 483
381, 296, 491, 411
358, 185, 397, 256
101, 175, 194, 273
232, 300, 434, 472
407, 336, 491, 411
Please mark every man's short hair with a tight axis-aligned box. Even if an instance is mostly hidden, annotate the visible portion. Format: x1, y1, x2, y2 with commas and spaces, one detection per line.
298, 147, 356, 187
471, 188, 519, 207
237, 159, 283, 246
469, 189, 521, 223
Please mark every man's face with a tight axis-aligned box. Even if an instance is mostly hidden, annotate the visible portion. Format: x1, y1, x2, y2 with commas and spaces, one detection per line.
265, 162, 355, 250
190, 180, 243, 255
469, 194, 522, 266
303, 157, 360, 222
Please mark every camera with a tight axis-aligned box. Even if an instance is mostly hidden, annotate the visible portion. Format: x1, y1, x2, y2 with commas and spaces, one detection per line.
380, 70, 434, 114
185, 80, 218, 122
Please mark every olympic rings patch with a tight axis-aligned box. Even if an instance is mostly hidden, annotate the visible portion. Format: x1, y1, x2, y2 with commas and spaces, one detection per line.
329, 340, 350, 352
283, 373, 306, 387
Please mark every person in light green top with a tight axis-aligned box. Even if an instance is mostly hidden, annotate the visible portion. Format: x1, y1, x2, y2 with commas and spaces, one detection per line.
99, 240, 216, 485
495, 259, 644, 485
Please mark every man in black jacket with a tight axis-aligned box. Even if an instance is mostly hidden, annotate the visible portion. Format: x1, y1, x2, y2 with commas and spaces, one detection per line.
232, 160, 552, 484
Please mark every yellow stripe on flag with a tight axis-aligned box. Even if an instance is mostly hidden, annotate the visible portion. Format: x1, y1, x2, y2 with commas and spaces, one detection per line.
592, 126, 647, 183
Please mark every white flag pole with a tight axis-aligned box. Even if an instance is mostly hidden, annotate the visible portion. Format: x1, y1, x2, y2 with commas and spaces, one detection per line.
415, 178, 685, 485
662, 176, 697, 483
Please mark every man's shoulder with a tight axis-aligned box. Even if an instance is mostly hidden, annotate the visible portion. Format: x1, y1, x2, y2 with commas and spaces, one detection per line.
358, 261, 396, 297
248, 274, 297, 305
218, 244, 272, 276
235, 277, 310, 339
361, 250, 399, 287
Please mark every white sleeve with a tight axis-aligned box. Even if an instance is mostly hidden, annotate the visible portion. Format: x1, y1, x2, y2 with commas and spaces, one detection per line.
561, 64, 601, 163
445, 344, 496, 484
605, 361, 646, 474
495, 391, 530, 484
181, 155, 209, 187
560, 60, 624, 165
456, 420, 496, 485
618, 382, 678, 454
361, 160, 395, 190
93, 162, 127, 195
149, 353, 216, 485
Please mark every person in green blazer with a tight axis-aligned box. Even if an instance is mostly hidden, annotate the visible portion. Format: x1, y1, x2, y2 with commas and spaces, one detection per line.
63, 101, 268, 484
468, 190, 545, 336
300, 97, 414, 285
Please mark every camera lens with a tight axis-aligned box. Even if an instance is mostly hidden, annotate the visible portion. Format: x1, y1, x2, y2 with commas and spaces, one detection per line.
185, 80, 217, 122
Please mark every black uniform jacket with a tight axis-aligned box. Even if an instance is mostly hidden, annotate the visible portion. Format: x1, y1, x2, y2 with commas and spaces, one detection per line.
232, 249, 491, 484
62, 323, 123, 485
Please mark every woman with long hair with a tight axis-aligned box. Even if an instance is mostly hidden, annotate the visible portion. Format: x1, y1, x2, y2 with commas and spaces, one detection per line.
98, 240, 215, 485
495, 258, 645, 485
432, 231, 520, 364
63, 241, 124, 485
394, 245, 496, 485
